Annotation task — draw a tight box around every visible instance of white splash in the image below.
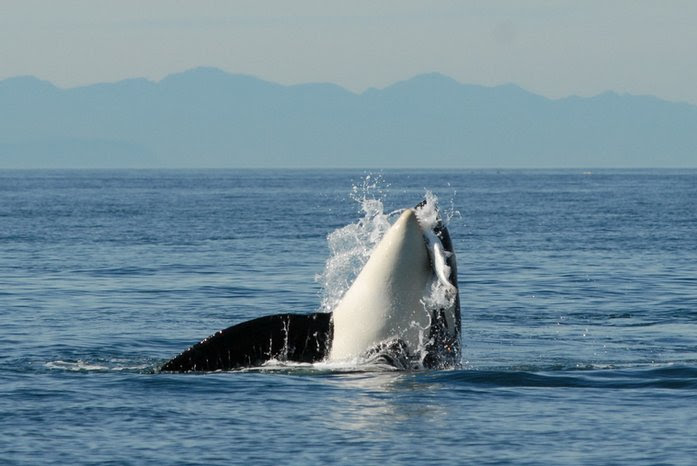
[316,175,400,313]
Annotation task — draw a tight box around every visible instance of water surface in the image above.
[1,169,696,464]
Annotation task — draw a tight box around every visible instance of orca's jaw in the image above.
[328,208,460,367]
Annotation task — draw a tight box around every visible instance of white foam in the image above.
[44,359,150,372]
[233,358,400,374]
[45,360,108,371]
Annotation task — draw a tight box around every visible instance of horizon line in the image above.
[2,167,696,172]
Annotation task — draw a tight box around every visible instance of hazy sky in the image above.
[2,1,696,104]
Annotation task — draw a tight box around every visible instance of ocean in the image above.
[1,169,696,465]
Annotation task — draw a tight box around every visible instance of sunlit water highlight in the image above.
[1,169,696,464]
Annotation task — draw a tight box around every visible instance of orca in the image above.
[160,200,460,372]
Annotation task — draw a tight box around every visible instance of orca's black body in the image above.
[160,203,460,372]
[160,312,332,372]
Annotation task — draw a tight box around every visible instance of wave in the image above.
[43,358,154,373]
[422,364,697,390]
[35,356,697,390]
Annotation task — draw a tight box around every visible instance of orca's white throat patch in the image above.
[328,208,455,363]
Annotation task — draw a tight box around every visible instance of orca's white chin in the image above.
[328,208,455,365]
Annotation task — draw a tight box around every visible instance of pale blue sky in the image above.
[2,0,696,104]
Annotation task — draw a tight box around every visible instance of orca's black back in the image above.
[161,312,332,372]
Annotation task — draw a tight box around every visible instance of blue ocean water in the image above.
[1,169,696,465]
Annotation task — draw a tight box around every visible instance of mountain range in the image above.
[1,67,696,168]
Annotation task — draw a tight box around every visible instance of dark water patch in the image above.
[425,365,697,390]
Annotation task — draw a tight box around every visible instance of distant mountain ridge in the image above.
[1,67,696,168]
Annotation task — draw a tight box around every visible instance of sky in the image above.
[1,1,697,105]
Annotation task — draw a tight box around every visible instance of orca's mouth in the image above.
[413,203,458,298]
